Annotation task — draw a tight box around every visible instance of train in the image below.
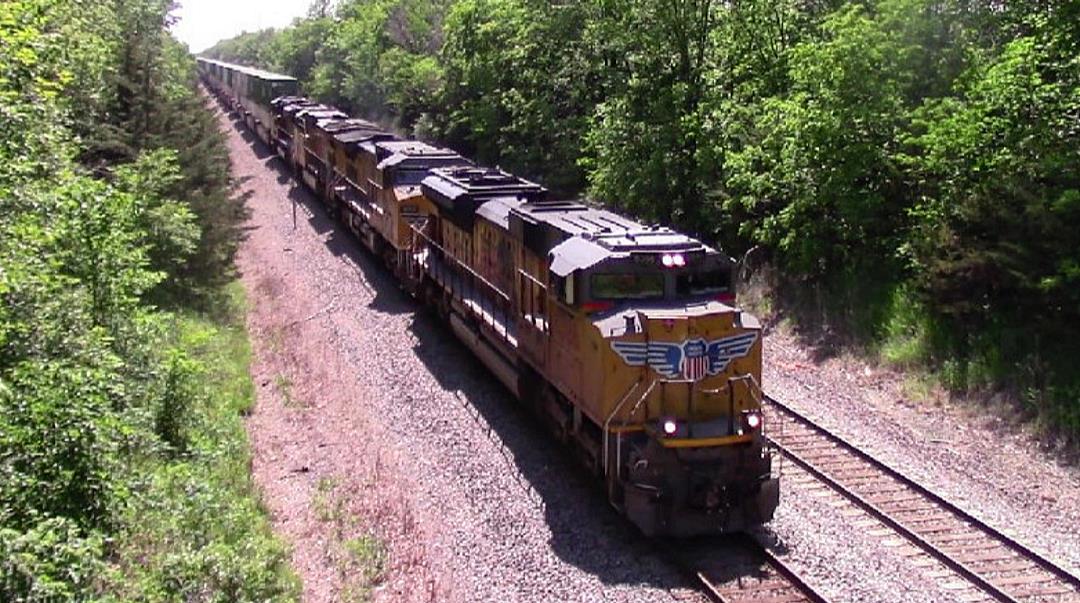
[196,57,779,537]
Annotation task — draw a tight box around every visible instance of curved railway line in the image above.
[764,395,1080,602]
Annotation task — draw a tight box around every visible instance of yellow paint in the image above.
[512,243,765,443]
[651,433,755,448]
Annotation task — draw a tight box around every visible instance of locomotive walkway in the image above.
[765,396,1080,603]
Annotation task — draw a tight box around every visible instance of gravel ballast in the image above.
[216,97,1079,603]
[763,331,1080,576]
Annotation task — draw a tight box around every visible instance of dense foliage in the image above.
[1,0,296,599]
[206,0,1080,442]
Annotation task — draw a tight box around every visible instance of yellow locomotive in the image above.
[197,58,779,537]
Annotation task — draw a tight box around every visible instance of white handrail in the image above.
[601,378,644,477]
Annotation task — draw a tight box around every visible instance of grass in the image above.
[106,281,301,601]
[341,535,386,603]
[274,373,296,407]
[266,325,286,353]
[313,476,342,523]
[311,475,385,602]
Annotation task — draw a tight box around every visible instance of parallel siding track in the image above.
[765,395,1080,602]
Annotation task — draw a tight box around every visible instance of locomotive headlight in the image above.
[743,410,762,430]
[660,253,686,268]
[661,418,678,436]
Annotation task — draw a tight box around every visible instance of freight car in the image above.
[197,58,779,537]
[198,58,299,144]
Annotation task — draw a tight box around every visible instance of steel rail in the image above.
[751,536,833,603]
[764,394,1080,602]
[664,534,832,603]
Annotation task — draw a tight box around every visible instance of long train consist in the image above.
[197,57,779,537]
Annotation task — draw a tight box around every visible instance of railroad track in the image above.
[764,395,1080,602]
[667,534,831,603]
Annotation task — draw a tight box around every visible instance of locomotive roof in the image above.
[334,129,395,146]
[197,57,297,83]
[510,201,710,275]
[274,98,319,114]
[422,166,546,205]
[316,118,379,133]
[271,95,309,107]
[512,201,702,251]
[374,140,464,170]
[423,166,545,230]
[310,118,392,147]
[476,197,526,229]
[295,107,347,121]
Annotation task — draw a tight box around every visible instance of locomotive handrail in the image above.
[698,373,763,406]
[516,269,544,291]
[516,268,548,334]
[409,223,511,304]
[602,378,644,477]
[606,375,684,480]
[408,222,517,347]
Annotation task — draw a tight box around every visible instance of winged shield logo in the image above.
[611,332,758,381]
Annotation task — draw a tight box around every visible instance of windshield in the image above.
[676,268,732,296]
[591,273,665,300]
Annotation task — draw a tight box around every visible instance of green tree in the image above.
[439,0,593,191]
[2,2,299,599]
[906,11,1080,388]
[579,0,718,230]
[722,3,917,277]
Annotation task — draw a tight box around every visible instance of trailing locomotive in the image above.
[197,57,779,537]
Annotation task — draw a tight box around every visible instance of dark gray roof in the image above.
[313,118,388,147]
[278,100,320,115]
[511,202,638,238]
[271,95,310,107]
[476,197,527,229]
[375,141,464,170]
[296,107,347,122]
[422,166,545,229]
[334,129,395,146]
[317,118,378,133]
[509,201,709,264]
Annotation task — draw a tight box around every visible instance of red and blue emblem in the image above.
[611,332,758,381]
[681,339,710,381]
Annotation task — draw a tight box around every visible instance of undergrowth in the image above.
[762,271,1080,449]
[313,476,385,603]
[1,283,300,602]
[104,282,300,601]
